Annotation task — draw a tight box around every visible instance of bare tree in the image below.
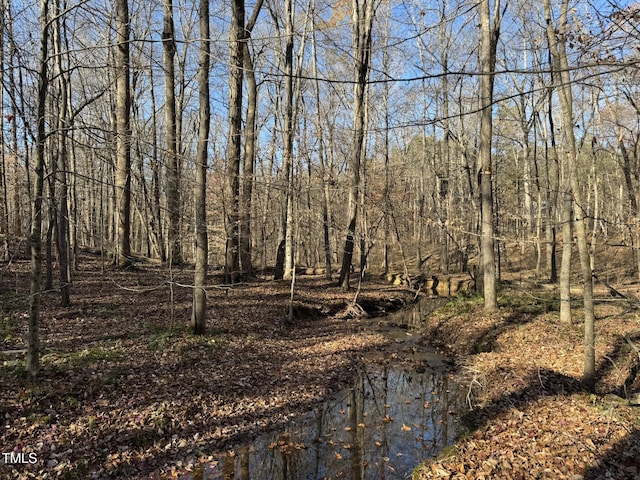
[148,42,166,262]
[273,0,310,281]
[311,2,333,280]
[278,0,295,281]
[478,0,503,312]
[192,0,210,335]
[239,0,264,278]
[114,0,132,267]
[338,0,376,290]
[225,0,244,283]
[0,0,7,261]
[26,0,51,377]
[53,0,70,306]
[163,0,182,265]
[284,0,299,281]
[544,0,596,389]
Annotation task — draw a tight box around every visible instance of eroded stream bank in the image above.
[190,297,462,480]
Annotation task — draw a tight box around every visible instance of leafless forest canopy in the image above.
[1,0,640,286]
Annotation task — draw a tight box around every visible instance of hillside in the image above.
[414,277,640,480]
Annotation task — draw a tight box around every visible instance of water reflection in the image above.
[381,296,448,330]
[366,297,452,369]
[197,366,459,480]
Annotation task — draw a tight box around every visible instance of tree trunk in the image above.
[282,0,295,281]
[478,0,502,312]
[544,94,559,283]
[53,0,70,306]
[27,0,50,377]
[7,7,25,237]
[148,48,166,262]
[163,0,181,265]
[45,165,55,291]
[545,0,596,390]
[225,0,244,283]
[239,0,263,277]
[69,114,79,271]
[559,190,573,323]
[439,30,451,274]
[618,134,639,279]
[311,15,332,280]
[338,0,375,290]
[0,1,8,260]
[192,0,210,335]
[381,31,391,277]
[532,119,543,277]
[114,0,132,267]
[239,47,256,277]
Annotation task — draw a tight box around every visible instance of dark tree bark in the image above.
[192,0,210,335]
[338,0,376,290]
[163,0,181,265]
[53,0,70,306]
[0,0,7,260]
[559,190,573,323]
[27,0,50,376]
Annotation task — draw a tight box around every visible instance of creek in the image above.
[193,297,462,480]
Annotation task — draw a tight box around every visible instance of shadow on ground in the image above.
[583,428,640,479]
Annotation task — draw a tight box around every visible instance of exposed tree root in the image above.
[345,302,368,318]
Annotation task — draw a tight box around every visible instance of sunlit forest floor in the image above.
[415,273,640,479]
[1,247,640,479]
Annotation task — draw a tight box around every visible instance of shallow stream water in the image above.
[193,297,461,480]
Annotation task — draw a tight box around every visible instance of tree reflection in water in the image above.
[199,365,460,480]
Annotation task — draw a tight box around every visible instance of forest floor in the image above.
[1,252,640,479]
[414,278,640,480]
[1,253,418,479]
